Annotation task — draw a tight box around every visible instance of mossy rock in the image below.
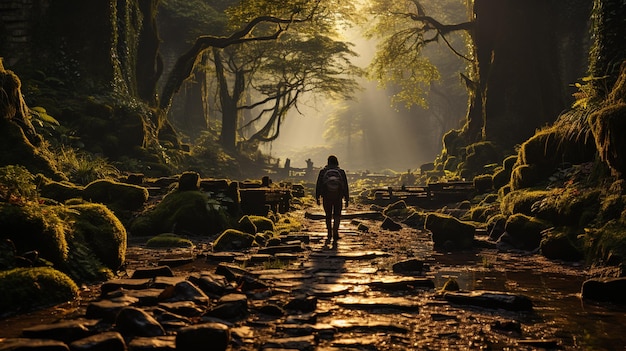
[0,203,68,265]
[442,129,465,157]
[66,203,127,270]
[425,213,475,250]
[581,220,626,266]
[0,267,79,315]
[589,103,626,177]
[383,200,415,220]
[38,177,84,202]
[146,233,194,248]
[83,179,149,212]
[473,174,493,193]
[212,229,255,252]
[500,189,551,216]
[503,155,518,170]
[510,165,542,190]
[178,171,200,191]
[502,214,551,251]
[402,211,427,229]
[130,191,230,236]
[492,167,511,189]
[540,229,583,261]
[238,215,257,234]
[460,141,502,178]
[531,188,601,228]
[467,205,498,223]
[248,215,275,233]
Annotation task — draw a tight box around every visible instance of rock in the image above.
[100,278,152,296]
[69,331,126,351]
[425,213,475,250]
[178,171,200,191]
[114,307,166,337]
[257,244,305,254]
[188,272,230,298]
[176,323,230,351]
[158,301,205,317]
[284,295,318,313]
[381,216,402,231]
[206,293,248,320]
[21,320,92,343]
[159,280,209,306]
[581,277,626,303]
[158,257,195,268]
[131,265,174,279]
[86,297,139,321]
[212,229,255,252]
[83,179,149,212]
[262,335,316,350]
[392,258,425,274]
[127,335,177,351]
[443,291,533,311]
[491,319,522,333]
[257,303,286,317]
[369,277,435,291]
[0,338,70,350]
[335,296,420,312]
[501,214,551,251]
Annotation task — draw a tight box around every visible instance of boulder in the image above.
[212,229,255,252]
[176,323,230,351]
[83,179,149,212]
[500,214,551,251]
[425,213,475,250]
[69,331,126,351]
[381,217,402,231]
[444,291,533,311]
[581,277,626,303]
[178,171,200,191]
[114,307,165,337]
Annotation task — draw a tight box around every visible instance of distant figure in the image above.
[315,155,349,246]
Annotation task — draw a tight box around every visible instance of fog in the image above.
[261,24,460,173]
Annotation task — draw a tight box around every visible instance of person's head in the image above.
[327,155,339,167]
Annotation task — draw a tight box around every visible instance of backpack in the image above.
[323,168,343,197]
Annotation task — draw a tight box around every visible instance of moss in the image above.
[146,233,194,248]
[532,188,601,228]
[500,189,551,216]
[492,167,511,189]
[248,215,275,233]
[130,190,230,236]
[467,204,499,223]
[425,213,475,249]
[403,211,427,229]
[581,221,626,266]
[212,229,255,252]
[238,215,257,234]
[540,228,584,261]
[503,155,518,170]
[504,214,551,251]
[38,175,84,202]
[510,164,542,190]
[473,174,493,193]
[83,179,149,212]
[383,200,416,221]
[460,141,502,178]
[274,215,302,233]
[0,203,68,265]
[588,103,626,177]
[0,267,79,315]
[65,203,127,270]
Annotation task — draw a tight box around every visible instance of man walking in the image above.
[315,155,349,246]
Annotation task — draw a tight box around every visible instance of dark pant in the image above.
[322,196,343,240]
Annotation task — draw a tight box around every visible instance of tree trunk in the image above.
[469,0,592,152]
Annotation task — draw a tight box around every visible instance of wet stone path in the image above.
[1,208,623,350]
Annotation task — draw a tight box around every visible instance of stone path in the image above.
[0,208,563,350]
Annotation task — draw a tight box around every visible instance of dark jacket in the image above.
[315,165,349,202]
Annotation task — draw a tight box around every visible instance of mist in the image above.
[261,21,463,173]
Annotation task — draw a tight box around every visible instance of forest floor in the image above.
[2,204,626,350]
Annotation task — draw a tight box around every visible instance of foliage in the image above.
[365,0,470,109]
[146,233,194,248]
[580,220,626,266]
[0,165,38,203]
[130,190,232,236]
[53,147,120,185]
[0,267,79,316]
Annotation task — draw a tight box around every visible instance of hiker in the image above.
[315,155,349,245]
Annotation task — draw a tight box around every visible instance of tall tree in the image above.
[366,0,591,152]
